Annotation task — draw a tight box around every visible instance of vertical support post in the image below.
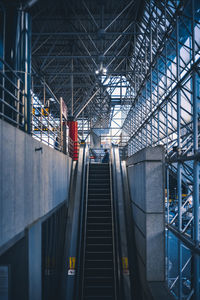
[165,1,170,225]
[82,112,84,140]
[156,6,160,144]
[22,89,25,127]
[71,58,74,116]
[40,97,42,142]
[47,100,50,146]
[21,11,31,133]
[17,78,20,128]
[178,239,182,300]
[67,118,78,160]
[120,75,122,103]
[176,13,182,300]
[63,122,67,154]
[191,0,199,245]
[193,254,200,300]
[31,92,33,135]
[28,221,42,300]
[60,97,63,152]
[43,77,46,106]
[31,76,34,134]
[176,14,182,232]
[87,117,89,143]
[149,1,153,145]
[191,0,199,298]
[0,5,5,117]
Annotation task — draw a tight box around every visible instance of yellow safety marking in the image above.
[122,257,129,274]
[69,257,76,270]
[122,257,128,270]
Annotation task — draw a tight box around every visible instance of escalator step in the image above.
[86,245,113,252]
[87,211,112,218]
[83,164,115,300]
[85,268,113,276]
[85,252,113,260]
[85,282,113,288]
[88,204,111,208]
[87,223,112,230]
[88,193,110,197]
[89,179,110,183]
[86,236,112,243]
[89,182,110,186]
[85,275,113,279]
[88,185,110,189]
[87,218,112,224]
[87,230,112,237]
[84,296,113,300]
[88,200,111,205]
[87,208,111,213]
[89,170,109,173]
[88,189,110,194]
[88,175,110,180]
[85,286,113,296]
[85,259,113,268]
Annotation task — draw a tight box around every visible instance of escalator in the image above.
[82,163,116,299]
[63,144,133,300]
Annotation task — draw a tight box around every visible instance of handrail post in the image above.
[60,97,63,152]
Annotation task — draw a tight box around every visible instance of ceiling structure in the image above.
[1,1,200,298]
[28,0,145,134]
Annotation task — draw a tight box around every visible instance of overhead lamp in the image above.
[95,67,108,75]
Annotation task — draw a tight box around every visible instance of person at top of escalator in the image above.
[102,149,109,163]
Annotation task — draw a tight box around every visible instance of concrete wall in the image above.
[0,119,72,248]
[126,146,165,288]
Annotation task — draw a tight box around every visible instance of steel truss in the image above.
[121,0,200,298]
[30,0,142,142]
[1,0,200,297]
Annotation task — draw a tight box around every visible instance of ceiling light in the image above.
[102,68,107,74]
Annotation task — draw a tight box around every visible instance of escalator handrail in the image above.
[64,143,87,300]
[109,155,119,300]
[80,151,90,300]
[72,143,88,299]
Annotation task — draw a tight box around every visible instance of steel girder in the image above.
[30,0,144,133]
[121,1,200,298]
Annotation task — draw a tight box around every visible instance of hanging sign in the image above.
[61,98,68,120]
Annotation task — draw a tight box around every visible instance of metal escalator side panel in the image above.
[121,160,143,300]
[111,145,132,300]
[60,160,77,299]
[79,160,90,300]
[109,156,118,300]
[63,144,88,300]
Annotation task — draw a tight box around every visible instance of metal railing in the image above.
[0,57,26,128]
[0,57,75,156]
[31,94,63,150]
